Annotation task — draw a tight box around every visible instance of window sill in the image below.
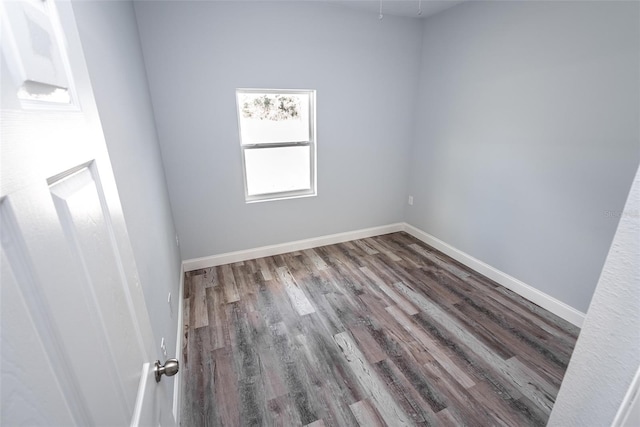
[245,191,317,204]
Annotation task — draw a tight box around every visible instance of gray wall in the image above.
[72,0,182,399]
[548,165,639,426]
[406,1,640,312]
[133,1,422,260]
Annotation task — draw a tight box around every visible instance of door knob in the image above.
[154,358,179,382]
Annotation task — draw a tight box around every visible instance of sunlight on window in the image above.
[245,146,311,196]
[238,93,310,145]
[236,89,316,202]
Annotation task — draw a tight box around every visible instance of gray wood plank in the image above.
[408,243,471,279]
[303,248,329,271]
[180,232,577,426]
[257,257,273,281]
[276,266,316,316]
[220,264,240,303]
[349,399,385,427]
[386,305,476,389]
[334,331,413,426]
[358,266,420,315]
[192,275,209,329]
[365,238,402,261]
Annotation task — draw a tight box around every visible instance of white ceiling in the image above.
[326,0,464,18]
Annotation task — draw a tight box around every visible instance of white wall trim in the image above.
[612,365,640,427]
[182,223,405,271]
[172,263,185,425]
[402,223,585,327]
[181,222,584,328]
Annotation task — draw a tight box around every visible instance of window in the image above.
[236,89,316,202]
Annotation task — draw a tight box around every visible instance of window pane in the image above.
[244,146,311,196]
[238,92,310,145]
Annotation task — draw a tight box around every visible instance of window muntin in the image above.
[236,89,316,202]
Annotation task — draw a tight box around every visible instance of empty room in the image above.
[1,0,639,426]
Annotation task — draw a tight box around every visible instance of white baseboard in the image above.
[172,263,185,425]
[402,223,585,327]
[182,223,405,272]
[181,221,584,328]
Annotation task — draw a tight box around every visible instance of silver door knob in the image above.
[154,358,179,382]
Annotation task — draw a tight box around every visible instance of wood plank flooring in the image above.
[180,232,579,426]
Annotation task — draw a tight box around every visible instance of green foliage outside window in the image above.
[242,94,301,121]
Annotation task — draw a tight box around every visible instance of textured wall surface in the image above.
[72,0,183,402]
[133,1,422,259]
[548,166,640,425]
[406,1,640,312]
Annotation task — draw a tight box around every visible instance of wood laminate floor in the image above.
[180,232,579,426]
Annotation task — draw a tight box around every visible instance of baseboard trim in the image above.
[402,223,585,327]
[172,263,185,425]
[181,221,584,327]
[182,223,405,272]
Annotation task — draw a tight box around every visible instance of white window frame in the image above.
[235,88,317,203]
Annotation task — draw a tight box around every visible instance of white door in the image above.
[0,0,176,425]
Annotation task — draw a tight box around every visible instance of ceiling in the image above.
[326,0,464,18]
